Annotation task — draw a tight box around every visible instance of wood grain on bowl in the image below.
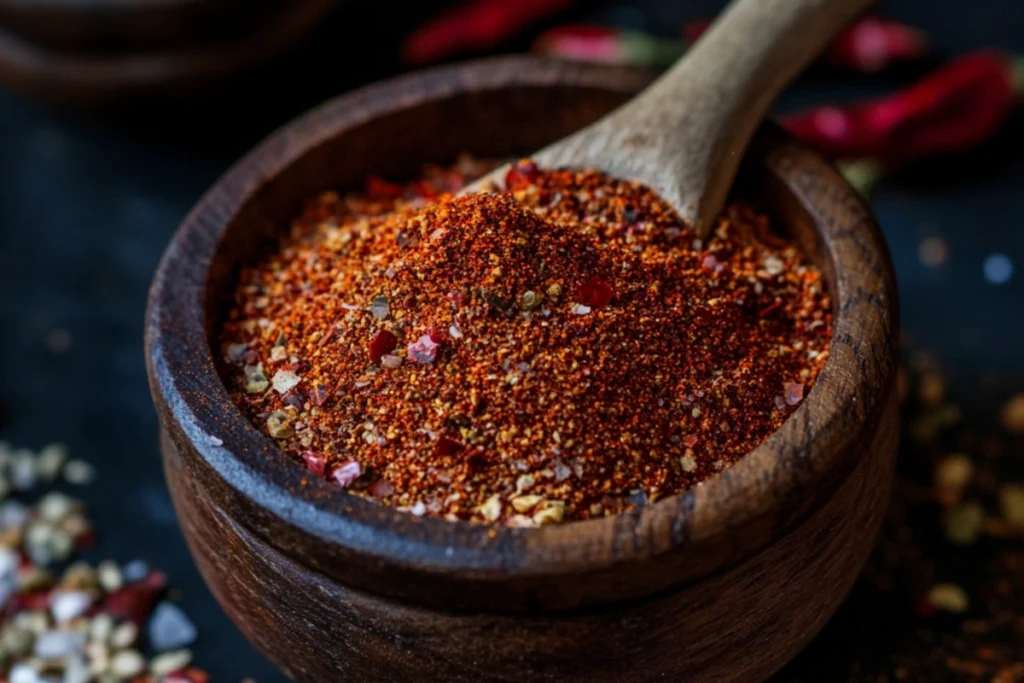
[146,57,899,682]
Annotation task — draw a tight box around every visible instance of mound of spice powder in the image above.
[219,159,833,525]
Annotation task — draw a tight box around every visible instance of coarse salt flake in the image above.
[381,354,404,368]
[148,602,198,652]
[51,591,93,622]
[784,382,805,406]
[272,369,301,394]
[763,255,785,276]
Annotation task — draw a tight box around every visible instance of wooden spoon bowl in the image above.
[146,56,899,683]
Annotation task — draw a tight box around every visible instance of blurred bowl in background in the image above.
[0,0,287,50]
[0,0,339,107]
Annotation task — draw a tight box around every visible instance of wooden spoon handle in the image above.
[650,0,877,234]
[542,0,876,237]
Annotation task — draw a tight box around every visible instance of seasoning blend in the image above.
[220,158,833,525]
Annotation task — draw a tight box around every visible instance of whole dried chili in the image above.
[402,0,575,65]
[220,160,832,525]
[782,51,1024,165]
[685,16,928,73]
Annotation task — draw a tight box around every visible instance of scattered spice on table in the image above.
[775,357,1024,682]
[0,442,212,683]
[918,235,949,268]
[1003,395,1024,434]
[220,158,833,525]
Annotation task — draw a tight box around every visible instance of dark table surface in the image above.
[1,0,1022,681]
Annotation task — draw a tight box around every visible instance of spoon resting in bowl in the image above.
[465,0,876,237]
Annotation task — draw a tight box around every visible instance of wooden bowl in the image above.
[146,56,899,682]
[0,0,337,107]
[0,0,280,51]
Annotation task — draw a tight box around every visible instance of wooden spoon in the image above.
[467,0,876,237]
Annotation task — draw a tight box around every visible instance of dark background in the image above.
[0,0,1021,681]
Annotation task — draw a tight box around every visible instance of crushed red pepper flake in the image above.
[219,158,833,525]
[368,329,398,365]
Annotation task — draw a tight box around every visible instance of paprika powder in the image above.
[219,158,832,525]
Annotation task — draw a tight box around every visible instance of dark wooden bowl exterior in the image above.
[0,0,337,107]
[0,0,290,50]
[146,57,900,682]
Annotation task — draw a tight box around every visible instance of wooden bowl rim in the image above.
[146,55,897,590]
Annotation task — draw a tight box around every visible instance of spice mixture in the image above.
[219,157,833,525]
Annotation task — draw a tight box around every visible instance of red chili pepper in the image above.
[102,570,167,624]
[825,16,929,73]
[504,159,539,191]
[412,180,439,201]
[403,0,576,65]
[435,436,463,457]
[758,300,783,318]
[684,16,928,73]
[781,51,1023,166]
[369,329,398,365]
[301,451,326,477]
[366,176,404,201]
[576,276,614,309]
[163,668,210,683]
[532,25,686,68]
[3,589,53,617]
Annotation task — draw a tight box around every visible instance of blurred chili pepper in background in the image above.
[782,51,1024,193]
[412,3,1016,199]
[686,16,928,73]
[403,0,576,65]
[534,16,928,73]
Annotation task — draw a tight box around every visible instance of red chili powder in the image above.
[219,158,832,525]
